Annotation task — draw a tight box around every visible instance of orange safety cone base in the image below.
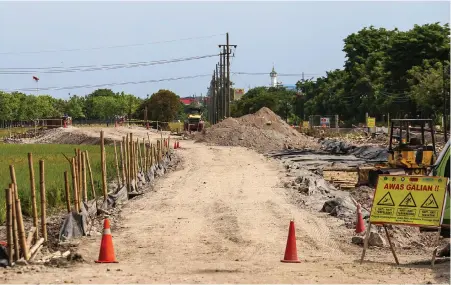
[280,259,301,263]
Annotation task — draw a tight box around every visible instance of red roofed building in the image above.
[180,97,196,105]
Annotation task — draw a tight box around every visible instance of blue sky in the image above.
[0,1,449,99]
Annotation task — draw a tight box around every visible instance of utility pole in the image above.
[218,55,223,121]
[215,64,220,124]
[221,46,226,120]
[219,33,237,119]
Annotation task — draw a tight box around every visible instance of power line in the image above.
[0,33,226,55]
[232,72,321,77]
[0,54,219,74]
[2,74,211,93]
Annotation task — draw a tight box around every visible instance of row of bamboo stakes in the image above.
[5,158,47,265]
[4,130,174,266]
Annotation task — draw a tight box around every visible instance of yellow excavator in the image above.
[367,119,438,186]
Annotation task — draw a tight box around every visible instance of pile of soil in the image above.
[195,107,319,153]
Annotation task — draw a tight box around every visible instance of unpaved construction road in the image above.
[3,141,449,283]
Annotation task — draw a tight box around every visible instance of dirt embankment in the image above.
[14,126,172,145]
[195,107,319,153]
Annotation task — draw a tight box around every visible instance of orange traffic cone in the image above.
[95,219,118,263]
[174,142,177,149]
[355,204,365,233]
[281,220,301,263]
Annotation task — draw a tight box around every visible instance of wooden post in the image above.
[5,186,13,266]
[100,130,107,200]
[150,144,154,167]
[136,138,141,172]
[71,157,80,212]
[39,160,47,242]
[77,149,82,194]
[360,222,372,264]
[114,141,121,187]
[143,138,147,173]
[85,151,96,200]
[9,166,19,261]
[125,135,130,193]
[82,152,87,203]
[14,193,30,260]
[383,225,399,265]
[129,133,134,190]
[64,171,71,213]
[120,140,126,186]
[27,153,39,241]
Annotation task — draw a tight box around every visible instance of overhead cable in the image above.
[2,74,211,93]
[0,33,226,55]
[0,54,219,74]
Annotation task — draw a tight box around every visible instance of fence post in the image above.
[335,114,339,130]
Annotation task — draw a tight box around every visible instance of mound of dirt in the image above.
[195,107,319,153]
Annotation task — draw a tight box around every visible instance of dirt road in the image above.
[3,141,448,283]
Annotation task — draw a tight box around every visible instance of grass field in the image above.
[0,144,116,223]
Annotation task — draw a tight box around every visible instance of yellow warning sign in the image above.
[367,117,376,128]
[302,121,309,129]
[369,175,449,227]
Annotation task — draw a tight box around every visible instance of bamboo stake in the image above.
[26,227,36,252]
[143,138,147,173]
[77,149,82,195]
[82,152,87,203]
[135,141,139,182]
[85,151,96,200]
[150,143,154,167]
[9,167,19,261]
[100,130,107,200]
[125,135,130,193]
[64,171,71,213]
[120,141,126,186]
[114,141,121,187]
[71,157,80,212]
[39,160,47,243]
[27,153,39,241]
[5,186,13,266]
[129,133,133,190]
[136,139,141,173]
[15,197,30,260]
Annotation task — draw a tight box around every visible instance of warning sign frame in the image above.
[361,174,449,267]
[368,175,448,227]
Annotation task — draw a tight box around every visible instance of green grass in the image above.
[0,144,117,223]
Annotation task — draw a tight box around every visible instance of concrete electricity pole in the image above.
[219,33,237,119]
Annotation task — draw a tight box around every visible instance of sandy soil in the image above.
[2,141,448,283]
[21,126,173,145]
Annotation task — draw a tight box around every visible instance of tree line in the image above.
[0,88,186,123]
[231,23,450,126]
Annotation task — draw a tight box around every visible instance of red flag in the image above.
[32,76,39,82]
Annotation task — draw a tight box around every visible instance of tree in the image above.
[66,95,85,119]
[140,89,180,122]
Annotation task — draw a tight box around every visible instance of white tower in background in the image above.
[270,64,278,87]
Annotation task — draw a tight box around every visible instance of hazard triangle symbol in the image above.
[377,192,395,206]
[421,194,439,209]
[399,193,417,207]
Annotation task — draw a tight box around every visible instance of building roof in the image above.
[180,98,195,105]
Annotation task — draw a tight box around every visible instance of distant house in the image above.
[180,98,196,105]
